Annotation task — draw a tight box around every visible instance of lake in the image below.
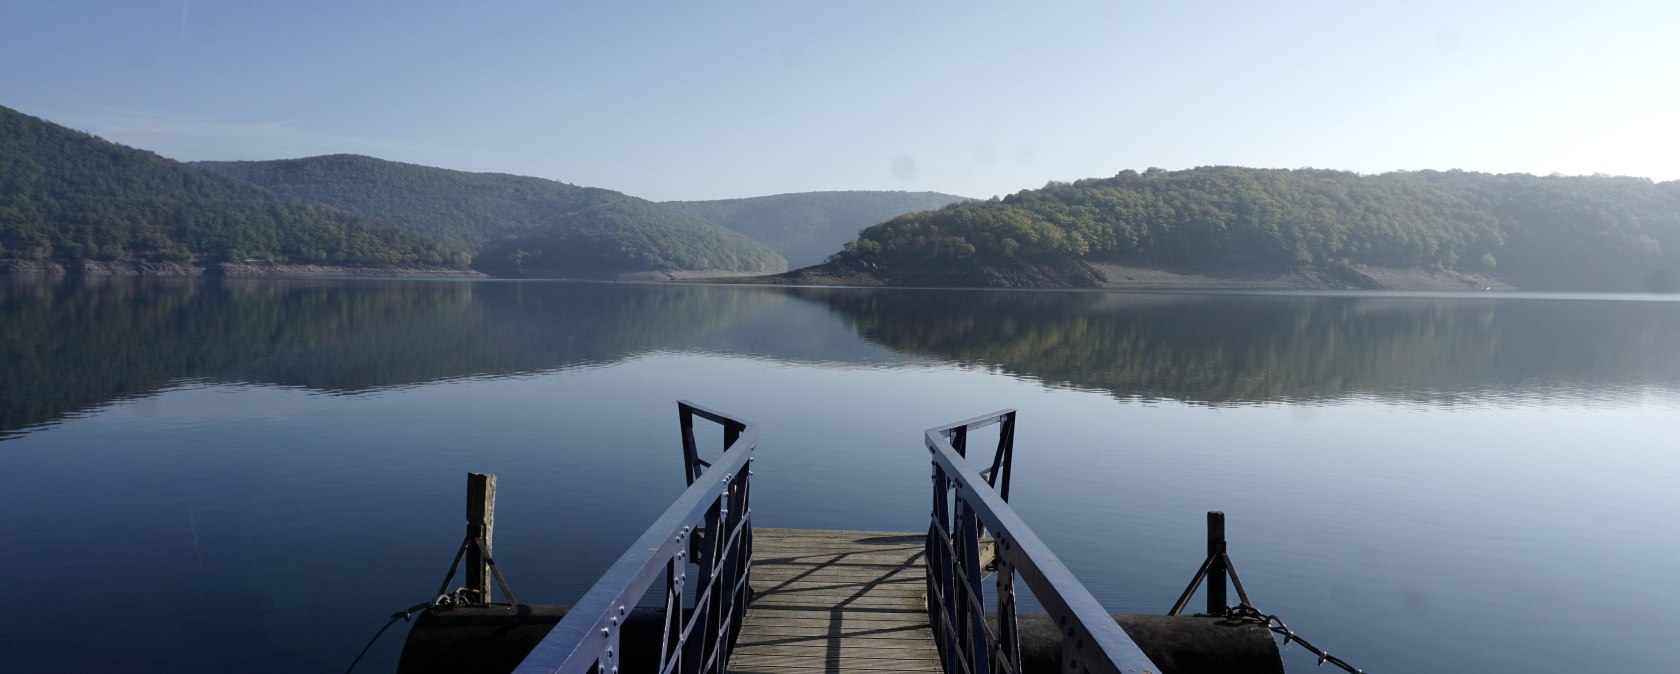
[2,277,1677,673]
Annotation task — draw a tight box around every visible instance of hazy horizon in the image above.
[3,1,1674,201]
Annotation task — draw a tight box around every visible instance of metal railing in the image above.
[925,410,1160,674]
[513,401,756,674]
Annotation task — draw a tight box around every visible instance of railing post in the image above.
[1206,511,1227,614]
[927,463,951,668]
[682,500,723,674]
[957,500,990,674]
[466,472,496,603]
[995,547,1020,674]
[993,411,1015,501]
[723,421,742,455]
[680,404,701,486]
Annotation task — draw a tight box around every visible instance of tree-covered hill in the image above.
[664,190,968,268]
[822,167,1680,291]
[197,155,787,276]
[0,105,455,266]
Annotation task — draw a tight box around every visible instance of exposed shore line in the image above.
[688,262,1517,292]
[2,258,1522,291]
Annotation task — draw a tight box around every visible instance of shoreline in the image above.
[1,259,1541,292]
[685,262,1518,292]
[1087,263,1513,292]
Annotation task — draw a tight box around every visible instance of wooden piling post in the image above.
[467,472,496,603]
[1206,511,1226,614]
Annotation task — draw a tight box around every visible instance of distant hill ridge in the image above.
[0,104,455,267]
[9,100,1677,290]
[196,154,787,276]
[665,190,969,268]
[808,166,1680,292]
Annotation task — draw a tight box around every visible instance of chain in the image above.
[1204,604,1366,674]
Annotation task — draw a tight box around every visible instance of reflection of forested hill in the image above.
[228,282,792,391]
[0,279,803,435]
[794,288,1680,404]
[11,279,1678,436]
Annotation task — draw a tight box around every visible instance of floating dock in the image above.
[730,529,941,673]
[393,402,1294,674]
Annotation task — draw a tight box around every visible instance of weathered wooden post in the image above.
[466,472,496,603]
[1206,511,1227,614]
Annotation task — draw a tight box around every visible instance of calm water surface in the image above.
[2,278,1677,673]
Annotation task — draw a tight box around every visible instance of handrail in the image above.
[924,411,1160,674]
[514,401,757,674]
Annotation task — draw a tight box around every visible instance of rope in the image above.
[342,533,521,673]
[1172,550,1368,674]
[343,602,430,674]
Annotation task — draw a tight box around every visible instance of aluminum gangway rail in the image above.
[924,410,1160,674]
[513,401,756,674]
[509,404,1163,674]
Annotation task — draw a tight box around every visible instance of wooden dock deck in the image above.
[730,528,942,673]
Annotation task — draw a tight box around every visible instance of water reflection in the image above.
[5,277,1679,437]
[790,287,1680,405]
[0,278,848,435]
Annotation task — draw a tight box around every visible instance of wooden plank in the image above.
[755,538,923,548]
[731,529,940,673]
[755,594,925,606]
[754,528,924,539]
[736,625,934,641]
[743,608,930,623]
[755,581,925,596]
[729,656,941,670]
[465,472,495,602]
[752,585,922,598]
[752,576,923,588]
[756,585,924,599]
[752,572,923,584]
[731,643,940,657]
[752,567,920,583]
[754,551,921,559]
[729,668,937,673]
[753,596,922,606]
[730,656,941,669]
[751,601,924,612]
[749,568,923,583]
[753,550,924,562]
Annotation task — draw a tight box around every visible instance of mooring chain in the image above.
[1206,604,1366,674]
[344,533,518,674]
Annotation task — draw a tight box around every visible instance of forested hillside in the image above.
[0,105,455,266]
[665,190,967,268]
[825,167,1680,291]
[198,155,787,276]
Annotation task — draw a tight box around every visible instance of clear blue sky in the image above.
[3,1,1675,201]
